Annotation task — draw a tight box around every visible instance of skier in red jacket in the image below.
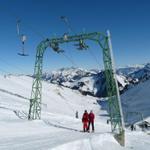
[87,110,95,132]
[82,110,89,132]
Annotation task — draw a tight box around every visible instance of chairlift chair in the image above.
[74,39,89,50]
[16,20,29,56]
[18,52,29,56]
[17,34,29,56]
[50,42,64,53]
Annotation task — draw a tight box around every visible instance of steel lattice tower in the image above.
[28,31,125,146]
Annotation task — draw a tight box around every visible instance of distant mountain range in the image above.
[41,63,150,97]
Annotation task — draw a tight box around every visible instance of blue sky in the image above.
[0,0,150,74]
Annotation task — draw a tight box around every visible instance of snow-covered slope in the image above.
[0,75,150,150]
[121,79,150,124]
[0,75,100,117]
[0,74,109,149]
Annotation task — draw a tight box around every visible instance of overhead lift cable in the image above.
[61,53,78,67]
[60,16,75,34]
[88,48,102,69]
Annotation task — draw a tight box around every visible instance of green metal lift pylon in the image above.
[28,31,125,146]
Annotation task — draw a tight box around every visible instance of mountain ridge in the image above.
[40,63,150,97]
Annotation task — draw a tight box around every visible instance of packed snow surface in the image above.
[0,75,150,150]
[122,79,150,124]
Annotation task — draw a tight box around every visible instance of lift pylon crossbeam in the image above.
[28,31,125,146]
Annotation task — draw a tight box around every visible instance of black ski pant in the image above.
[88,121,94,131]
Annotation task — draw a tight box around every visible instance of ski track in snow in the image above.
[0,117,111,150]
[0,131,92,150]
